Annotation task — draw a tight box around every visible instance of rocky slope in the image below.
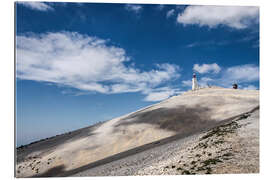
[16,87,259,177]
[73,107,259,176]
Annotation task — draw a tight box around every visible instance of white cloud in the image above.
[18,2,54,11]
[182,80,192,87]
[125,4,143,13]
[166,9,175,18]
[16,32,180,100]
[193,63,221,74]
[182,77,214,88]
[144,91,173,102]
[222,64,259,84]
[242,85,258,90]
[143,87,182,102]
[182,64,259,89]
[186,40,229,48]
[199,77,214,87]
[186,42,200,48]
[177,5,259,29]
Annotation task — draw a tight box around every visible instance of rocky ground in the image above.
[73,107,259,176]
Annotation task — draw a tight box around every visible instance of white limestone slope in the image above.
[16,87,259,177]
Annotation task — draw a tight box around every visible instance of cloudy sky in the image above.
[16,2,259,146]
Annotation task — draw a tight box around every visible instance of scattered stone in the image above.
[182,170,191,175]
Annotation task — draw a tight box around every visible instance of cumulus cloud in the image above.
[222,64,259,84]
[166,9,175,18]
[177,5,259,29]
[17,2,54,11]
[214,64,259,88]
[16,32,180,101]
[125,4,143,13]
[193,63,221,74]
[182,63,259,89]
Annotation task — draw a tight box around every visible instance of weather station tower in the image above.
[192,73,199,91]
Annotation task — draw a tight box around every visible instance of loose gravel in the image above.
[73,108,259,176]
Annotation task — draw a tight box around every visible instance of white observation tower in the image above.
[192,73,199,91]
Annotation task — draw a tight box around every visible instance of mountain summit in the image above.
[16,87,259,177]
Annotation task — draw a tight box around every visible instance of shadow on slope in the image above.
[115,105,214,133]
[31,106,259,177]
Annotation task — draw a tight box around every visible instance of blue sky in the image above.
[16,2,259,146]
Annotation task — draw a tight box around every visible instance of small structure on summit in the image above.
[192,72,199,91]
[233,83,238,89]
